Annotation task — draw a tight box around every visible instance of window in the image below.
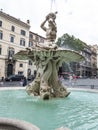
[10,35,15,43]
[28,69,31,76]
[18,71,23,75]
[20,38,25,46]
[21,30,26,36]
[0,31,3,39]
[0,45,2,55]
[29,34,33,38]
[40,38,44,43]
[11,26,15,32]
[0,21,2,27]
[29,41,33,47]
[35,36,39,41]
[19,63,23,67]
[28,60,32,65]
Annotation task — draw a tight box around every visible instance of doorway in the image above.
[7,64,13,76]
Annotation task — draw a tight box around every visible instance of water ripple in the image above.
[0,90,98,130]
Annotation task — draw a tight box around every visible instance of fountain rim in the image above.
[0,87,98,94]
[0,87,26,91]
[0,117,40,130]
[68,87,98,93]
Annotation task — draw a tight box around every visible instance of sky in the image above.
[0,0,98,45]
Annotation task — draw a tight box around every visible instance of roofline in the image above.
[30,31,46,39]
[0,11,30,29]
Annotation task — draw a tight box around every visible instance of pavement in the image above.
[62,78,98,89]
[0,81,31,87]
[0,78,98,90]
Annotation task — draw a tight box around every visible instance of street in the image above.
[0,78,98,90]
[0,80,31,87]
[62,78,98,89]
[0,81,21,87]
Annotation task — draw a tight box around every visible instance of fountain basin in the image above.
[0,88,98,130]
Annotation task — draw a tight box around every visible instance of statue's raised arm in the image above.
[40,12,57,42]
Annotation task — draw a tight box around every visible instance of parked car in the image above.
[27,75,35,81]
[63,73,70,79]
[5,75,24,81]
[61,72,72,79]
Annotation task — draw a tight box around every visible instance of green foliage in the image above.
[56,33,85,52]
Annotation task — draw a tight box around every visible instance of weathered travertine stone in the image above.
[14,12,84,100]
[40,12,57,42]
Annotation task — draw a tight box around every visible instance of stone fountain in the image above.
[14,12,84,100]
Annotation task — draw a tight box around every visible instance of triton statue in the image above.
[40,12,57,42]
[14,12,84,100]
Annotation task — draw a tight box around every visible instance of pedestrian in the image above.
[23,77,27,87]
[0,77,4,86]
[69,75,73,82]
[20,79,23,86]
[73,74,77,82]
[59,75,64,82]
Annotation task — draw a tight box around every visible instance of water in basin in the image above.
[0,89,98,130]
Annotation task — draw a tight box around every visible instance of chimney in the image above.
[1,9,3,12]
[27,20,30,24]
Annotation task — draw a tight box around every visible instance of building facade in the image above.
[27,31,46,78]
[29,31,45,47]
[0,11,30,78]
[60,41,97,78]
[79,46,92,77]
[70,44,97,78]
[90,45,97,77]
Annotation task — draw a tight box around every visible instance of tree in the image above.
[56,33,85,52]
[56,33,86,76]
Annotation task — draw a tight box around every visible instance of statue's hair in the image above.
[47,12,57,20]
